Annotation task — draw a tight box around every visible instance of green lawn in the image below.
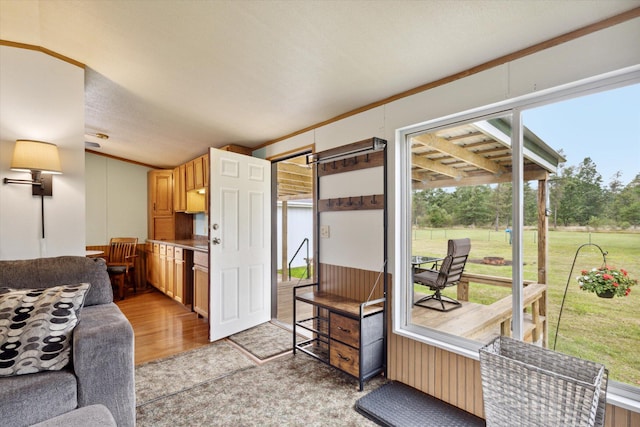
[412,227,640,387]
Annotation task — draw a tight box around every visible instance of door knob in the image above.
[212,237,221,245]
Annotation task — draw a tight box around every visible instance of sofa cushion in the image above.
[31,404,117,427]
[0,369,77,427]
[0,257,112,306]
[0,284,90,377]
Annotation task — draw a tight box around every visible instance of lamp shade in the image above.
[10,140,62,174]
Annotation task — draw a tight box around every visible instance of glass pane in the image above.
[522,83,640,388]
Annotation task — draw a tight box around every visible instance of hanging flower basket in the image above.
[578,266,636,298]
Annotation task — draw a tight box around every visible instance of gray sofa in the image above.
[0,256,135,427]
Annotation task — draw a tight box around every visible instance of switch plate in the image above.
[320,225,330,238]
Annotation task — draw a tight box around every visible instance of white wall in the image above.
[277,201,313,269]
[85,152,150,245]
[0,46,85,259]
[261,18,640,273]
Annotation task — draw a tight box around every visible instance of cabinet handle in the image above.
[337,353,351,362]
[337,326,351,334]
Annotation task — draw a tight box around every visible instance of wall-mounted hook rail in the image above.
[317,194,385,212]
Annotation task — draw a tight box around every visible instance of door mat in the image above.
[355,382,485,427]
[228,322,301,360]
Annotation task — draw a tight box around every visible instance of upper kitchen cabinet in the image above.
[174,164,187,212]
[148,169,192,240]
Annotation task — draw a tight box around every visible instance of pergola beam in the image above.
[411,154,466,179]
[413,133,506,175]
[412,165,548,189]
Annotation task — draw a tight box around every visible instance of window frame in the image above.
[393,65,640,410]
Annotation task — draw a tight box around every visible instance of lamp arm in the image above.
[553,242,607,350]
[3,177,43,186]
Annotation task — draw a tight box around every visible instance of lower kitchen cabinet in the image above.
[193,250,209,319]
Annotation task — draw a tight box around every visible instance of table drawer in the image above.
[330,340,359,378]
[330,313,359,348]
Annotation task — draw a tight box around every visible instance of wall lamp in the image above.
[3,140,62,237]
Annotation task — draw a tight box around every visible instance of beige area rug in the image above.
[135,341,255,406]
[228,321,300,360]
[137,352,387,427]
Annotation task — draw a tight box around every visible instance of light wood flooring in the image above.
[115,289,210,365]
[117,279,313,366]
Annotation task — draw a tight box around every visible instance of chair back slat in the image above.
[108,238,138,265]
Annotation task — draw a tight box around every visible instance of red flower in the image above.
[625,288,631,296]
[581,269,588,275]
[621,268,628,276]
[602,274,613,281]
[613,282,619,287]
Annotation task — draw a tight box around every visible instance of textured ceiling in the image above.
[1,1,638,168]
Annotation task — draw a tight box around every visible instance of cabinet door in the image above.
[173,165,187,212]
[158,244,167,293]
[150,243,160,288]
[194,155,205,189]
[185,160,195,191]
[165,246,175,298]
[203,153,209,187]
[151,170,173,216]
[193,263,209,318]
[174,247,185,304]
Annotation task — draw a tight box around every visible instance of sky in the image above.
[523,82,640,187]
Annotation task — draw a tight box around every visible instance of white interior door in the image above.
[208,148,271,341]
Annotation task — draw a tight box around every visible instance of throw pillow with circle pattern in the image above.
[0,283,91,377]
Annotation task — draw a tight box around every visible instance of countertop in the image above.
[146,239,208,252]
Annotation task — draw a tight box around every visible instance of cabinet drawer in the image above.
[330,313,359,348]
[159,244,166,255]
[330,340,359,378]
[166,245,174,257]
[174,247,183,260]
[193,250,208,267]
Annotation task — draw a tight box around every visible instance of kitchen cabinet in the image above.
[148,170,174,240]
[165,245,175,298]
[173,164,187,212]
[145,242,193,307]
[193,250,209,319]
[158,244,167,294]
[194,155,205,189]
[148,169,192,240]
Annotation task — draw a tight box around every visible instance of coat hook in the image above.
[360,195,364,205]
[372,194,377,204]
[332,160,336,169]
[347,197,353,206]
[365,153,370,163]
[328,198,332,207]
[337,198,342,206]
[343,158,347,167]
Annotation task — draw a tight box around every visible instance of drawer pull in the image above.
[336,326,351,334]
[337,353,351,362]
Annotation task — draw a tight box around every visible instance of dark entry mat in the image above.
[355,382,485,427]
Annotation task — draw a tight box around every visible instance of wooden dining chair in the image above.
[105,237,138,300]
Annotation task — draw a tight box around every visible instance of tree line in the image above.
[413,157,640,230]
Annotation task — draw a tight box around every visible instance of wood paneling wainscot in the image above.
[386,284,640,426]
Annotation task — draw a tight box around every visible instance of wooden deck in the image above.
[275,277,315,326]
[411,282,547,345]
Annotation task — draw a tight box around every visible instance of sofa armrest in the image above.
[73,303,135,427]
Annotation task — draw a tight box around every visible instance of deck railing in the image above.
[455,272,547,346]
